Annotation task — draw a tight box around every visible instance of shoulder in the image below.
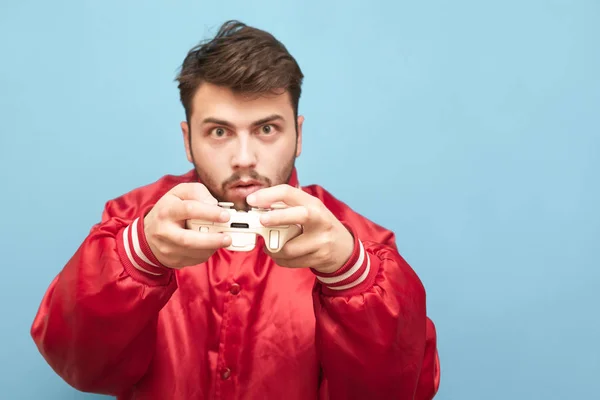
[101,169,197,221]
[302,183,397,249]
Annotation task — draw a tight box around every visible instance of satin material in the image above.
[31,169,440,399]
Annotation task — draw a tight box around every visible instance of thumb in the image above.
[170,182,218,204]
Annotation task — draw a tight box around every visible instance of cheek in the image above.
[192,144,228,178]
[259,141,296,177]
[195,141,227,163]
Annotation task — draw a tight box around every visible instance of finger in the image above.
[270,249,320,269]
[166,253,221,270]
[267,232,321,260]
[170,182,218,204]
[169,228,232,250]
[259,206,309,227]
[165,200,231,223]
[246,185,317,209]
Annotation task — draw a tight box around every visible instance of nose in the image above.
[231,135,257,170]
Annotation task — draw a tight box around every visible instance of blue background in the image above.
[1,0,598,399]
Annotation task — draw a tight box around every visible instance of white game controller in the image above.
[185,202,302,252]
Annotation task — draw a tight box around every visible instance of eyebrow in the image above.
[201,114,284,128]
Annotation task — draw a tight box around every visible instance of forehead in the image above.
[191,83,294,124]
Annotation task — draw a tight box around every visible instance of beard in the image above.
[192,155,296,211]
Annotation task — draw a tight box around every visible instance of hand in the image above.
[144,183,232,269]
[247,185,354,274]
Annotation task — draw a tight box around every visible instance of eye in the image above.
[261,124,274,134]
[210,127,227,138]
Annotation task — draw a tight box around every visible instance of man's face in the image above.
[181,82,303,211]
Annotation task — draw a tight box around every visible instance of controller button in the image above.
[200,226,209,233]
[269,230,280,249]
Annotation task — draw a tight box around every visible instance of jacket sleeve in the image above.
[30,198,178,395]
[312,219,441,400]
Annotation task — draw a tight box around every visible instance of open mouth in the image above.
[227,181,265,199]
[231,180,263,189]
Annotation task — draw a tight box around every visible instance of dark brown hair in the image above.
[176,20,304,124]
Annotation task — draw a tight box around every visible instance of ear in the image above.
[181,121,193,163]
[295,115,304,158]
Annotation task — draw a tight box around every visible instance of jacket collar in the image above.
[288,167,300,188]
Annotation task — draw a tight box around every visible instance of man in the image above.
[31,20,440,399]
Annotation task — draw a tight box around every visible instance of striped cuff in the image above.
[116,213,172,285]
[312,225,379,295]
[122,217,167,275]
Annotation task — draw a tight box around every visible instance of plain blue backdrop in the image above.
[1,0,598,399]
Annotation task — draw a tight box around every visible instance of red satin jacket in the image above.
[31,168,440,399]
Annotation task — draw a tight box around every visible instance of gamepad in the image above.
[185,202,302,252]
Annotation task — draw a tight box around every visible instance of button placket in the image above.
[215,254,253,398]
[214,279,237,397]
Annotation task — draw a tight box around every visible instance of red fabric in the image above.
[30,168,441,399]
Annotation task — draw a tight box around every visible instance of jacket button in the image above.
[229,283,241,295]
[221,367,231,380]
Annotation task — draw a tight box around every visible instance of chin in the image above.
[233,200,251,211]
[214,196,251,211]
[222,185,266,211]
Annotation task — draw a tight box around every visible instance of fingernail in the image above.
[223,235,231,245]
[247,194,256,204]
[220,211,230,221]
[261,214,270,224]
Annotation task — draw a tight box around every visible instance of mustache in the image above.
[222,170,272,189]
